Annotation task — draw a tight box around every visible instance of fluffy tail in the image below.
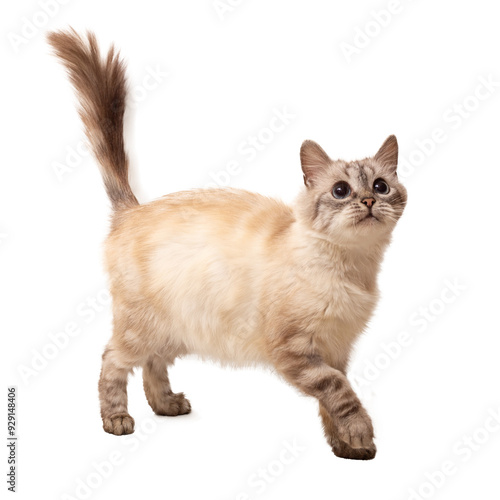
[47,29,138,211]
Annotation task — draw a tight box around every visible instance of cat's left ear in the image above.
[374,135,398,173]
[300,140,332,188]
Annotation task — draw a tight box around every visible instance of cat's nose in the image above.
[361,197,376,208]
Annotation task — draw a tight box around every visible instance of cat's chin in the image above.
[337,216,393,247]
[353,214,387,233]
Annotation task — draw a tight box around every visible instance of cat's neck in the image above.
[288,220,390,290]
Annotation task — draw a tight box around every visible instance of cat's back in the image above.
[111,187,293,242]
[105,188,295,291]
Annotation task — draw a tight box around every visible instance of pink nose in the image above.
[361,197,375,208]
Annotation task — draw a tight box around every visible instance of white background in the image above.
[2,1,500,499]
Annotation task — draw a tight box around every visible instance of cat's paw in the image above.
[153,392,191,416]
[335,411,374,450]
[331,438,376,460]
[102,413,135,435]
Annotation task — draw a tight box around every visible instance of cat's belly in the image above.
[175,281,377,368]
[133,246,270,365]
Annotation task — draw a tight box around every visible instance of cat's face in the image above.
[299,136,407,245]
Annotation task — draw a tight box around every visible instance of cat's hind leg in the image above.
[142,356,191,416]
[98,345,136,436]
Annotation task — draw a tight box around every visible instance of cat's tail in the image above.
[47,29,138,211]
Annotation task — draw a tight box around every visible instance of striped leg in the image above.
[142,356,191,416]
[270,341,375,455]
[98,345,135,436]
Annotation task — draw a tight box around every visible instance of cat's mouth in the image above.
[358,213,379,224]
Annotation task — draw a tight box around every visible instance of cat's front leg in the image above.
[269,340,375,457]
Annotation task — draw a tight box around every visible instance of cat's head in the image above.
[297,135,407,245]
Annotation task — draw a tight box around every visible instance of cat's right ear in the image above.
[300,140,331,188]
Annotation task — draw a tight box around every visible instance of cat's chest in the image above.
[323,278,377,320]
[300,263,379,331]
[311,276,379,359]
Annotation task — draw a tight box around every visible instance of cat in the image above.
[48,29,407,460]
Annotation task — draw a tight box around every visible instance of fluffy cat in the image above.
[48,29,407,460]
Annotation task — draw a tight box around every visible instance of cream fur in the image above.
[105,188,383,368]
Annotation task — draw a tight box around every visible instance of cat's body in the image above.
[48,29,407,460]
[107,188,378,368]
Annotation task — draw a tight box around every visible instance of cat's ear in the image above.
[300,140,332,188]
[374,135,398,173]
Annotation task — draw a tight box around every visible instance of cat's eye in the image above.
[373,178,390,195]
[332,181,351,199]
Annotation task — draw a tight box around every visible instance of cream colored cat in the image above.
[48,29,407,460]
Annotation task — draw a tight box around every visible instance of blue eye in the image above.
[332,181,351,199]
[373,178,390,194]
